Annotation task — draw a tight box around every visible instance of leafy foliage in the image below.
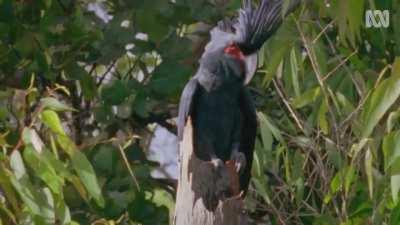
[248,0,400,224]
[0,0,399,224]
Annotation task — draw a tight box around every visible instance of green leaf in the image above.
[136,9,170,42]
[37,187,56,224]
[80,73,97,100]
[350,138,369,159]
[10,150,27,180]
[54,197,71,225]
[382,132,400,173]
[23,146,64,194]
[383,131,400,203]
[9,175,42,216]
[9,151,41,215]
[69,175,88,202]
[259,114,273,151]
[318,99,329,134]
[151,188,175,211]
[42,0,52,8]
[390,202,400,225]
[360,57,400,138]
[0,106,8,121]
[345,166,356,195]
[292,87,320,108]
[387,110,400,133]
[290,48,300,97]
[10,152,56,222]
[149,61,192,96]
[313,38,328,75]
[336,92,355,116]
[42,149,72,179]
[40,97,76,112]
[257,112,284,144]
[252,179,271,204]
[56,135,76,156]
[252,144,262,177]
[71,151,104,207]
[0,165,19,212]
[282,0,292,15]
[323,192,333,204]
[22,128,44,153]
[93,145,118,175]
[365,147,374,198]
[329,166,356,197]
[334,0,364,47]
[262,20,297,84]
[330,168,343,195]
[0,202,17,224]
[101,80,130,105]
[392,175,400,204]
[40,110,66,135]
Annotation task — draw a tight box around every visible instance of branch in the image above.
[174,118,249,225]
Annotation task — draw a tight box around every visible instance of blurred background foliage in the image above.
[0,0,399,224]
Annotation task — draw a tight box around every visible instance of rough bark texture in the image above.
[174,118,249,225]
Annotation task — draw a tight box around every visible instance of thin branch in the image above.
[97,60,116,86]
[125,55,143,79]
[272,78,306,133]
[322,50,358,82]
[312,20,335,44]
[339,91,371,129]
[315,21,363,98]
[118,144,141,191]
[295,18,340,144]
[56,0,68,12]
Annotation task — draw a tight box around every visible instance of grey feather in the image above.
[177,77,199,141]
[235,0,300,54]
[203,0,301,57]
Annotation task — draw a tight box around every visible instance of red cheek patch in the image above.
[224,44,246,72]
[224,44,245,61]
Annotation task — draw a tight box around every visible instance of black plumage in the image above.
[177,0,300,201]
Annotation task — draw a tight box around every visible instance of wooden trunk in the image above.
[174,118,249,225]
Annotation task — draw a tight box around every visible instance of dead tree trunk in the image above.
[174,118,249,225]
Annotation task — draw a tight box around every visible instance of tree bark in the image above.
[174,118,249,225]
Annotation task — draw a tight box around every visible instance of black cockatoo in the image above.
[178,0,300,201]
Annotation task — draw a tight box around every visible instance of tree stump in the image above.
[174,118,249,225]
